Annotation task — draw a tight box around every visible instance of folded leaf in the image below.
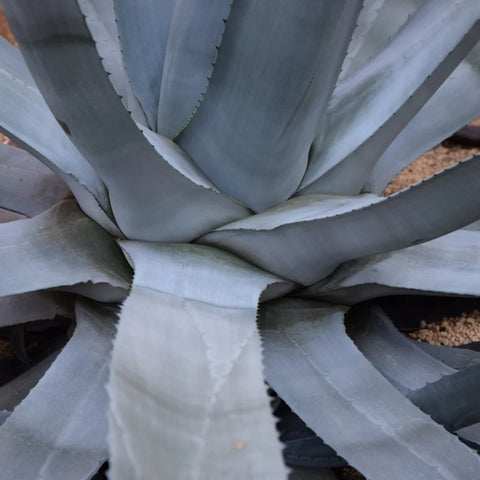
[261,299,480,480]
[109,242,291,479]
[178,0,361,210]
[0,299,117,480]
[200,156,480,284]
[0,199,131,298]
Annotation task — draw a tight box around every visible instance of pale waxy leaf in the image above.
[260,299,480,480]
[0,208,25,223]
[109,242,292,480]
[301,0,480,194]
[200,155,480,285]
[156,0,233,138]
[366,42,480,193]
[0,352,59,412]
[345,305,455,395]
[77,0,148,125]
[0,143,71,217]
[0,300,117,480]
[3,0,248,242]
[0,199,131,298]
[304,229,480,304]
[338,0,422,82]
[114,0,176,130]
[0,38,119,235]
[178,0,362,211]
[0,291,73,328]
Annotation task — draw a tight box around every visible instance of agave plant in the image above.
[1,0,480,478]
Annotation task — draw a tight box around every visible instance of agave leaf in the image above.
[200,155,480,285]
[156,0,233,138]
[304,229,480,303]
[345,305,455,394]
[0,352,58,411]
[338,0,422,82]
[0,199,131,298]
[3,0,248,242]
[408,364,480,432]
[113,0,176,130]
[0,143,71,217]
[77,0,147,125]
[178,0,362,211]
[260,299,480,480]
[109,242,291,480]
[0,38,119,234]
[367,42,480,193]
[301,0,480,194]
[0,291,73,328]
[412,341,480,370]
[0,208,25,223]
[0,299,116,480]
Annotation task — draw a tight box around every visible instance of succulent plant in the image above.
[1,0,480,479]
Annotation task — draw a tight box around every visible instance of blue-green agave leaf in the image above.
[413,341,480,370]
[156,0,233,138]
[3,0,248,242]
[0,38,118,234]
[0,143,71,217]
[0,199,131,298]
[366,42,480,193]
[113,0,176,130]
[301,0,480,195]
[178,0,362,211]
[304,229,480,303]
[345,305,455,395]
[0,208,25,222]
[77,0,148,125]
[109,242,292,480]
[260,299,480,480]
[338,0,422,82]
[408,364,480,432]
[0,352,58,412]
[0,299,117,480]
[200,155,480,285]
[0,291,73,328]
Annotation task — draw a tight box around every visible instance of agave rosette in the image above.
[1,0,480,479]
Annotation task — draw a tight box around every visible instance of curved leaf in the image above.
[3,0,248,242]
[304,229,480,303]
[366,42,480,193]
[156,0,233,138]
[0,38,119,235]
[301,0,480,194]
[113,0,176,130]
[345,305,455,394]
[77,0,147,125]
[109,242,292,479]
[0,143,71,216]
[178,0,361,211]
[260,299,480,480]
[0,200,131,298]
[0,300,117,480]
[0,291,73,328]
[200,155,480,285]
[338,0,422,82]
